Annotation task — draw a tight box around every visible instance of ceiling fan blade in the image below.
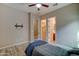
[42,4,49,7]
[29,4,36,7]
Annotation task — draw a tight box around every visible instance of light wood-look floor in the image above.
[0,43,28,56]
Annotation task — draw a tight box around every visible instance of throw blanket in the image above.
[25,40,47,56]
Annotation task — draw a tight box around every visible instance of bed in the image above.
[25,40,47,56]
[25,40,72,56]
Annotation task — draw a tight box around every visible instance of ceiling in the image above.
[2,3,71,16]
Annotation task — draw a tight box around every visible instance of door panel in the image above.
[34,19,38,40]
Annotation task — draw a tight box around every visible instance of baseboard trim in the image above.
[0,41,30,50]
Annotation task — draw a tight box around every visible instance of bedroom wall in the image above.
[0,4,29,48]
[43,4,79,48]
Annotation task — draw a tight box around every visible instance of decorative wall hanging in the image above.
[14,23,23,29]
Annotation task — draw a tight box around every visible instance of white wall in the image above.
[0,4,29,48]
[57,21,79,48]
[43,4,79,48]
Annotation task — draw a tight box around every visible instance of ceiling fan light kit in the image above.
[28,4,49,11]
[36,4,41,8]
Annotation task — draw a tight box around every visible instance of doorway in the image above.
[41,16,56,43]
[30,15,56,43]
[41,16,46,41]
[48,16,56,43]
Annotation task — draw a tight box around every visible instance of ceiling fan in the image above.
[28,4,49,11]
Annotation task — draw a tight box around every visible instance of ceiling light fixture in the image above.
[36,4,41,8]
[29,4,49,11]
